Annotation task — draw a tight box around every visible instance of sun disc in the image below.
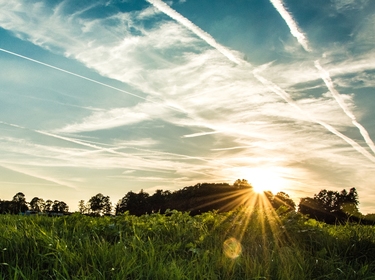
[240,168,286,195]
[253,184,267,194]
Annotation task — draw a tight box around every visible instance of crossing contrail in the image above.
[146,0,375,163]
[268,0,375,156]
[145,0,244,65]
[253,70,375,163]
[269,0,310,52]
[315,60,375,154]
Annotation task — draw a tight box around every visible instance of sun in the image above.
[253,184,270,194]
[242,168,286,195]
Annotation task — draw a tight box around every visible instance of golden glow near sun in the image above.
[252,184,269,194]
[240,168,286,194]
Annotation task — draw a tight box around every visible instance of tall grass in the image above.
[0,209,375,279]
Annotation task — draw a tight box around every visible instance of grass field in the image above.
[1,208,375,279]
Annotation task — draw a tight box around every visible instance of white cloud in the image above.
[1,0,375,211]
[332,0,369,11]
[57,104,151,133]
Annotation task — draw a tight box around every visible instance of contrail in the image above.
[211,146,253,151]
[253,70,375,163]
[269,0,310,52]
[315,60,375,154]
[148,0,375,163]
[0,162,77,189]
[145,0,244,65]
[0,120,159,165]
[268,0,375,156]
[0,48,148,100]
[182,130,222,138]
[0,121,219,167]
[0,47,184,114]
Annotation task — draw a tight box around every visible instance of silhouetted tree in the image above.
[148,189,171,213]
[78,200,89,214]
[52,200,69,213]
[233,179,252,189]
[167,182,254,215]
[116,190,151,216]
[364,213,375,222]
[338,188,360,217]
[44,200,53,212]
[12,192,28,213]
[88,193,112,215]
[29,197,45,212]
[271,192,296,212]
[298,188,361,224]
[0,200,17,214]
[148,190,171,213]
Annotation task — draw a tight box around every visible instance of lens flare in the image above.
[223,237,242,259]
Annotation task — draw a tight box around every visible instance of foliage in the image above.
[88,193,112,216]
[265,191,296,212]
[0,194,69,215]
[116,182,256,216]
[0,210,375,279]
[51,200,69,213]
[2,183,374,228]
[298,188,362,224]
[29,197,45,213]
[78,200,89,214]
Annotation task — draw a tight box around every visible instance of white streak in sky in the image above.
[182,131,222,138]
[0,121,215,167]
[0,163,77,189]
[146,0,244,65]
[268,0,375,158]
[253,70,375,163]
[315,60,375,154]
[269,0,310,52]
[0,121,157,167]
[0,48,149,101]
[0,48,185,114]
[150,0,375,164]
[211,146,253,151]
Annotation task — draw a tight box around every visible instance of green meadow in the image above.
[1,209,375,280]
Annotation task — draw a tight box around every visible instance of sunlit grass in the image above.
[0,194,375,279]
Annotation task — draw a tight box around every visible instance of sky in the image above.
[0,0,375,213]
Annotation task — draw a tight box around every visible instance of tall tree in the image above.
[52,200,69,213]
[12,192,28,213]
[78,200,89,214]
[88,193,112,215]
[44,200,53,212]
[233,179,252,189]
[339,188,360,217]
[298,188,361,223]
[29,197,45,212]
[116,190,150,216]
[148,189,171,214]
[271,192,296,212]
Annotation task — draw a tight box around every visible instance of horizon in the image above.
[1,0,375,213]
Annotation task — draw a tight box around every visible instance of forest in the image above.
[1,179,374,225]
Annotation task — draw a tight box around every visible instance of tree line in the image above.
[0,192,68,215]
[1,179,374,224]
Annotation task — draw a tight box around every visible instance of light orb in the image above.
[223,237,242,259]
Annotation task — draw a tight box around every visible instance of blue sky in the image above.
[0,0,375,213]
